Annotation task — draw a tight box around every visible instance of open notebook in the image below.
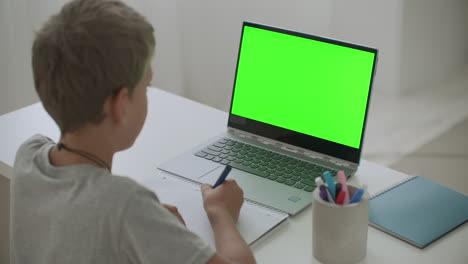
[138,170,288,248]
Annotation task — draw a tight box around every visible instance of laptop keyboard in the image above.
[194,138,338,192]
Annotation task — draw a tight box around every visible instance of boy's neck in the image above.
[50,127,116,171]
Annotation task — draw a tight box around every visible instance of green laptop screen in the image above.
[231,25,376,149]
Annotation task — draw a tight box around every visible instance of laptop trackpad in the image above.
[199,167,309,214]
[199,166,228,185]
[159,154,220,181]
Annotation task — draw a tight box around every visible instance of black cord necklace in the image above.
[57,143,111,171]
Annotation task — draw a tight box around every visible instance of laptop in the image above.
[159,21,378,215]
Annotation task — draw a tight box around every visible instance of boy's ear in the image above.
[109,87,130,124]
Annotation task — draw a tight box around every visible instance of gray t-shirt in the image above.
[11,134,215,264]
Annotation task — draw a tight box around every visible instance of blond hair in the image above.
[32,0,155,133]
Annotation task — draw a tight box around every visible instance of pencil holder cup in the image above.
[312,185,369,264]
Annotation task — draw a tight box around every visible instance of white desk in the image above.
[1,88,467,263]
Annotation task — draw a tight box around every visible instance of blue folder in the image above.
[369,176,468,248]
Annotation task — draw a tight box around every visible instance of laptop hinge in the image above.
[228,128,358,171]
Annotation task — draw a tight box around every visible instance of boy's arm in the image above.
[201,181,256,264]
[206,210,256,264]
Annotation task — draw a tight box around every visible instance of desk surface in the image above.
[1,88,467,263]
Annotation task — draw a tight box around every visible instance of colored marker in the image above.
[335,183,342,197]
[349,188,365,203]
[212,165,232,188]
[315,177,325,187]
[335,190,346,205]
[337,171,350,204]
[319,185,329,202]
[325,188,335,204]
[322,171,336,200]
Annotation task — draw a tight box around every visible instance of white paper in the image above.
[138,170,288,248]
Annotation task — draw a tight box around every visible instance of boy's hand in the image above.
[201,179,244,223]
[162,203,186,226]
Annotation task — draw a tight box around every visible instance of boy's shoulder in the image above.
[13,134,54,176]
[15,134,51,159]
[13,134,157,205]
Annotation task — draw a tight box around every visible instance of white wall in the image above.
[176,0,332,111]
[400,0,468,93]
[0,0,332,114]
[329,0,403,96]
[329,0,468,96]
[0,0,185,115]
[0,0,37,115]
[0,1,7,114]
[1,0,467,115]
[125,0,185,96]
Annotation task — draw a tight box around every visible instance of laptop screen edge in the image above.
[227,21,379,164]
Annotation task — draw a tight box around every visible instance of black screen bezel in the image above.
[228,22,378,164]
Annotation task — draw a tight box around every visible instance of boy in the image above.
[11,0,256,263]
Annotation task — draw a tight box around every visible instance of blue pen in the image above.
[322,171,336,200]
[212,165,232,188]
[349,188,365,203]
